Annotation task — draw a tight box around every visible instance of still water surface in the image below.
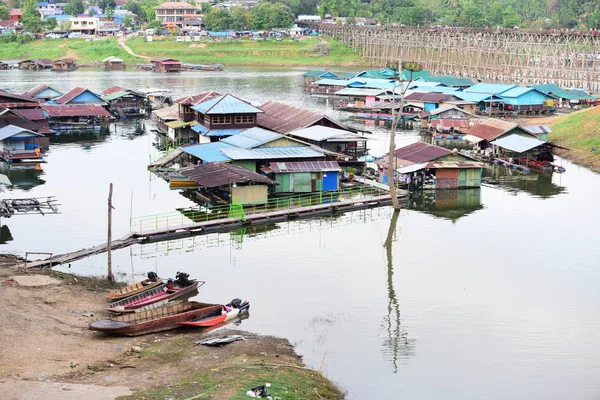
[1,68,599,399]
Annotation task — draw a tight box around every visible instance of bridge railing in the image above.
[130,185,389,235]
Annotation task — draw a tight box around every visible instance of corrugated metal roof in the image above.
[289,125,368,142]
[465,83,517,94]
[335,88,388,96]
[0,125,44,141]
[431,119,476,129]
[102,56,124,63]
[165,120,198,129]
[404,92,454,102]
[417,75,474,87]
[303,70,339,78]
[313,78,349,86]
[490,134,547,153]
[102,85,127,96]
[191,124,209,134]
[153,105,179,120]
[453,92,499,102]
[13,108,46,121]
[191,94,263,115]
[522,125,552,135]
[258,101,352,134]
[0,89,39,103]
[426,105,474,117]
[175,91,221,106]
[426,161,486,169]
[531,84,596,100]
[221,127,282,148]
[102,91,133,101]
[500,87,536,98]
[221,146,324,160]
[465,118,518,141]
[392,142,452,163]
[55,87,104,104]
[268,161,341,173]
[41,104,112,118]
[179,162,275,188]
[22,83,62,98]
[205,128,244,137]
[179,142,235,162]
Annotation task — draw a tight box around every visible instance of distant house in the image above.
[419,105,476,129]
[155,1,198,24]
[19,59,54,70]
[0,125,45,163]
[41,104,112,130]
[0,59,19,69]
[531,84,596,108]
[181,18,203,33]
[22,84,63,101]
[8,9,22,23]
[334,88,391,107]
[101,87,147,117]
[150,58,182,73]
[54,87,108,107]
[69,16,99,34]
[498,87,556,111]
[38,2,65,17]
[380,142,484,189]
[302,70,339,84]
[403,92,460,111]
[463,118,545,155]
[52,58,77,72]
[102,56,126,69]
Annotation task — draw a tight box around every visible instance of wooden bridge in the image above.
[309,24,600,92]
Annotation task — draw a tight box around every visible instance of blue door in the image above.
[322,171,338,191]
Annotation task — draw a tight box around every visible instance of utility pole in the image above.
[387,58,402,210]
[107,183,114,282]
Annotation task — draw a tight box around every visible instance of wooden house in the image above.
[178,162,277,205]
[151,58,182,73]
[103,56,126,69]
[22,84,63,101]
[0,89,40,109]
[380,142,484,189]
[531,84,596,108]
[419,105,476,129]
[403,92,460,111]
[0,125,46,163]
[19,59,53,70]
[0,107,52,135]
[262,161,342,194]
[190,94,264,143]
[303,70,339,85]
[101,86,147,117]
[52,58,77,72]
[11,108,54,135]
[41,105,112,131]
[285,125,368,162]
[498,87,556,112]
[333,88,391,107]
[54,87,108,108]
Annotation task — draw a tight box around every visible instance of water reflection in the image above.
[381,211,416,372]
[408,189,483,222]
[483,165,566,198]
[0,162,46,191]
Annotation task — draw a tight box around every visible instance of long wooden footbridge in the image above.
[308,24,600,92]
[21,185,408,269]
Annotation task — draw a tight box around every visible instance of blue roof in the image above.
[205,128,245,137]
[191,94,263,115]
[465,83,517,94]
[314,78,349,86]
[347,78,396,90]
[221,127,282,149]
[191,124,208,134]
[179,142,235,162]
[454,92,503,102]
[500,87,554,98]
[220,146,324,160]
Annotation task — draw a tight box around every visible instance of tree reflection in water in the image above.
[382,210,416,373]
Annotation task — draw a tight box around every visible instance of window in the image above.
[234,115,255,124]
[212,115,231,124]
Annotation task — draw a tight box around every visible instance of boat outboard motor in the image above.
[227,298,242,308]
[147,271,158,281]
[175,271,190,286]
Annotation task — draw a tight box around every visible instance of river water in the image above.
[1,68,599,399]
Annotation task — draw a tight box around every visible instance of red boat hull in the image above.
[107,281,200,313]
[179,313,227,327]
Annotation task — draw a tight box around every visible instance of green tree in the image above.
[64,0,85,15]
[457,0,485,27]
[123,14,133,28]
[204,8,232,31]
[21,0,43,32]
[124,0,143,19]
[200,2,211,14]
[230,6,251,30]
[502,6,520,27]
[44,16,57,30]
[0,5,9,20]
[148,19,162,31]
[106,6,114,19]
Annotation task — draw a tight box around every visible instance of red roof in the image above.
[175,91,221,105]
[179,162,276,188]
[0,89,39,104]
[102,85,127,96]
[54,87,103,104]
[391,142,451,163]
[465,118,518,141]
[258,101,351,134]
[41,105,111,118]
[0,20,13,28]
[13,108,46,121]
[9,10,22,16]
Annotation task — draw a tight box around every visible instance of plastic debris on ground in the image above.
[246,383,271,398]
[194,334,246,346]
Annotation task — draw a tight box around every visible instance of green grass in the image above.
[550,107,600,171]
[126,37,365,66]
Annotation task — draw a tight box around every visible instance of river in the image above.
[1,68,599,399]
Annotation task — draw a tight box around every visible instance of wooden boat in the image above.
[179,299,249,327]
[106,280,203,313]
[89,301,222,336]
[106,273,163,301]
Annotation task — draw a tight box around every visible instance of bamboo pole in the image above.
[387,59,401,210]
[107,183,114,282]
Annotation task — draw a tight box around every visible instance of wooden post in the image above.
[107,183,114,282]
[387,59,402,210]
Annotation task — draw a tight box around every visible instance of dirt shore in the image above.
[0,255,343,399]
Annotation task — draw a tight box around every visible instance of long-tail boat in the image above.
[89,301,222,336]
[106,272,163,301]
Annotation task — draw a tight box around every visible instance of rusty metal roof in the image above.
[267,161,341,173]
[55,87,104,104]
[41,105,112,118]
[465,118,518,141]
[102,85,127,96]
[391,142,452,163]
[175,91,221,106]
[0,89,39,103]
[179,162,276,188]
[258,101,352,134]
[13,108,46,121]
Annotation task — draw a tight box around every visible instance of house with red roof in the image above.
[54,87,108,108]
[8,9,22,23]
[155,2,198,25]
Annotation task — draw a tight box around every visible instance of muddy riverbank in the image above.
[0,256,343,400]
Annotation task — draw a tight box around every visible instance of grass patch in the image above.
[118,358,343,400]
[126,37,365,67]
[550,107,600,171]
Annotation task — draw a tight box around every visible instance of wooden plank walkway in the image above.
[22,192,407,269]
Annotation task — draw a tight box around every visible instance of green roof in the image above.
[303,70,339,78]
[419,75,474,87]
[165,120,198,129]
[531,84,596,100]
[102,91,135,101]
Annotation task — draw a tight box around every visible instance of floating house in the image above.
[54,87,108,108]
[420,105,476,129]
[150,58,182,73]
[178,162,277,205]
[285,125,368,162]
[52,58,77,72]
[464,83,517,95]
[0,60,19,69]
[498,87,556,112]
[334,88,391,107]
[0,89,40,109]
[11,108,54,135]
[21,84,63,101]
[303,70,339,85]
[464,118,531,149]
[19,59,53,70]
[531,84,596,108]
[102,56,126,69]
[403,92,461,111]
[262,161,342,194]
[101,86,147,117]
[380,142,484,189]
[41,105,112,131]
[0,125,46,163]
[190,94,264,143]
[0,107,50,134]
[453,91,506,113]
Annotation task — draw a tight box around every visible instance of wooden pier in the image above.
[21,189,408,269]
